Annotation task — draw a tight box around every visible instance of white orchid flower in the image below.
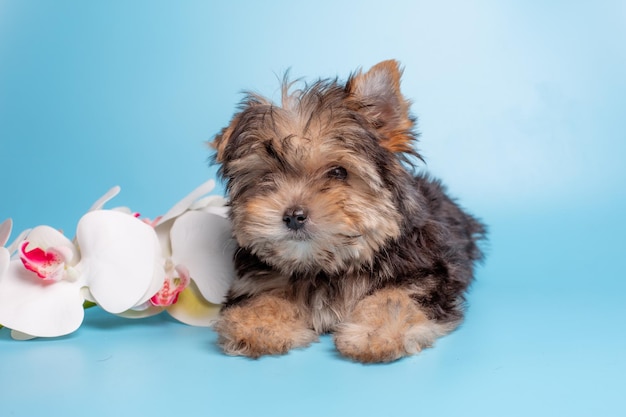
[121,179,236,327]
[0,179,235,338]
[0,191,165,338]
[0,218,12,248]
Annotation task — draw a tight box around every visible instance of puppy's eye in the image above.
[327,166,348,181]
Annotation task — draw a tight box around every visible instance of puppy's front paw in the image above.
[214,294,318,358]
[334,288,451,363]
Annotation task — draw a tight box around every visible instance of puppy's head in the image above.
[212,60,421,275]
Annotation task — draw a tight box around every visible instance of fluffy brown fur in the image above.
[211,60,486,363]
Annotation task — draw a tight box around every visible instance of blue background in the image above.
[1,1,625,416]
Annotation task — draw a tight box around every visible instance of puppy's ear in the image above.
[210,113,242,164]
[347,60,415,154]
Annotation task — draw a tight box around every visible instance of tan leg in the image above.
[334,288,454,363]
[214,293,318,358]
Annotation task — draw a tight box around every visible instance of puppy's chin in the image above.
[235,223,370,275]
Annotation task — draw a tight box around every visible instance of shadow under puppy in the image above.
[211,60,486,363]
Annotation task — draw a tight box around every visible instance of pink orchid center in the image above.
[20,241,74,282]
[150,264,190,307]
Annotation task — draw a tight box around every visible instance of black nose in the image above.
[283,207,308,231]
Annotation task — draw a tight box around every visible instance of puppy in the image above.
[211,60,486,363]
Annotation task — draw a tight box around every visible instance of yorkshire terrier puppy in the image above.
[211,60,486,363]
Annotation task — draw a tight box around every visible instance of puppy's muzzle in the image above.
[283,207,308,231]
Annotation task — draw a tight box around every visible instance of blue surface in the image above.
[1,1,625,416]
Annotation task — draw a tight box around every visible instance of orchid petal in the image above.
[166,280,222,326]
[156,179,216,226]
[88,186,121,211]
[111,206,134,215]
[0,260,85,337]
[6,228,31,257]
[189,195,227,211]
[116,304,164,319]
[0,247,9,276]
[132,264,170,310]
[202,205,230,219]
[10,330,37,340]
[75,210,165,314]
[0,219,12,247]
[128,216,179,312]
[154,218,175,258]
[170,210,236,304]
[127,223,171,310]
